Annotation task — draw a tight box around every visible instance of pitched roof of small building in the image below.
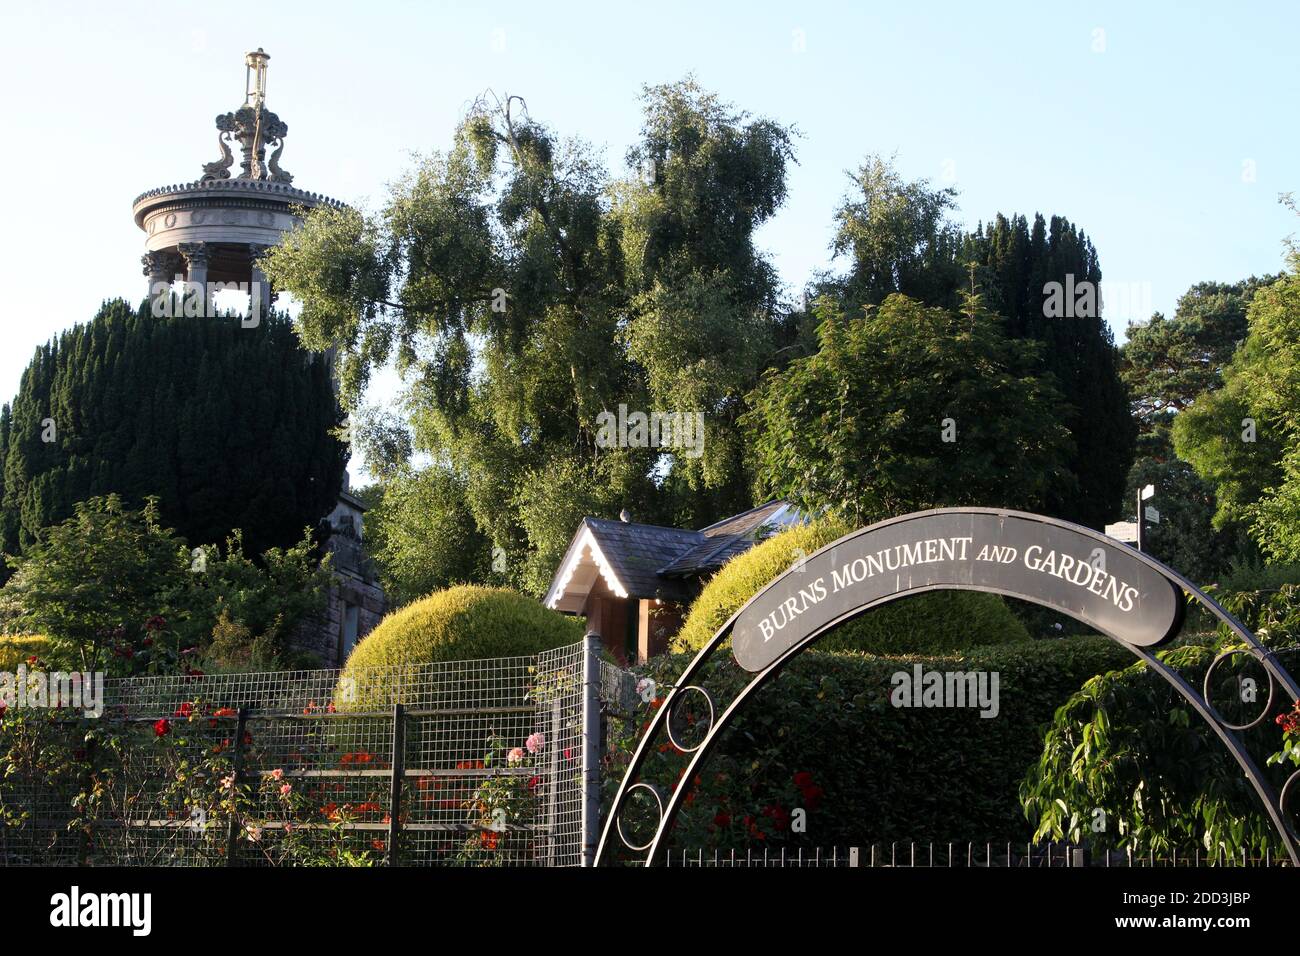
[544,501,800,613]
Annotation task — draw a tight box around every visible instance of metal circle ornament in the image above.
[615,782,665,853]
[1203,648,1274,731]
[665,685,714,753]
[1279,769,1300,842]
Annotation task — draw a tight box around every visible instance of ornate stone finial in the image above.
[201,49,293,184]
[245,48,270,107]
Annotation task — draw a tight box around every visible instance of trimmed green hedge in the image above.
[337,586,584,712]
[0,635,52,672]
[619,636,1134,846]
[672,518,1029,655]
[342,586,584,674]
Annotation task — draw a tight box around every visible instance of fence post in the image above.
[545,688,561,866]
[580,631,602,867]
[387,703,405,866]
[79,732,97,866]
[224,707,249,866]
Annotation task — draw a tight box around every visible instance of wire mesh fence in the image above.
[0,639,623,867]
[664,842,1289,868]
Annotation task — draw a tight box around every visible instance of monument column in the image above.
[178,242,211,313]
[141,250,180,301]
[249,243,273,320]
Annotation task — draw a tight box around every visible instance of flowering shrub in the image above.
[453,733,546,866]
[0,697,391,866]
[1026,585,1300,861]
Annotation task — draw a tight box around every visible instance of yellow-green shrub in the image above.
[341,585,584,675]
[0,635,53,671]
[672,518,1029,655]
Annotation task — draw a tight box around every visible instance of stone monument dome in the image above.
[132,48,346,313]
[128,47,384,667]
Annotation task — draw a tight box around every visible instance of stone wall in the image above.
[288,490,386,668]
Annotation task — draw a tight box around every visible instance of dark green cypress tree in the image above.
[966,214,1135,529]
[0,299,345,569]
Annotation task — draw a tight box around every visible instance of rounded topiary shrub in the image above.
[343,585,585,673]
[672,518,1028,656]
[337,586,585,711]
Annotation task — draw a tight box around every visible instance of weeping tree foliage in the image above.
[263,79,795,596]
[358,464,490,608]
[0,299,345,570]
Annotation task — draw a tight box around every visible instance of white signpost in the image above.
[1106,521,1139,544]
[1137,484,1157,552]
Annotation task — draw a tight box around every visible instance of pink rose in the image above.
[507,747,525,765]
[526,732,545,755]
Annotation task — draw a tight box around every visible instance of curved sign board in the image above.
[732,509,1185,672]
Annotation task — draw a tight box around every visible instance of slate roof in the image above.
[658,500,795,577]
[581,518,702,603]
[545,500,799,608]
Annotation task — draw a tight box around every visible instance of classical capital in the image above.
[141,250,181,277]
[178,242,210,266]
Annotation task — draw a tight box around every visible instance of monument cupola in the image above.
[132,48,345,313]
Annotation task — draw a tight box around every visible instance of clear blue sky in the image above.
[2,0,1297,474]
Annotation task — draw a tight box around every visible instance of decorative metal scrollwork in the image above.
[665,685,714,754]
[596,509,1300,867]
[1203,647,1276,731]
[615,782,665,852]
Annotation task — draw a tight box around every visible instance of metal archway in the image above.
[594,508,1300,866]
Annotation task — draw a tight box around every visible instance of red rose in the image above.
[763,804,790,831]
[714,811,731,828]
[174,702,193,718]
[799,785,825,811]
[153,718,170,737]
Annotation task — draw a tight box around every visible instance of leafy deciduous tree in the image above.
[745,291,1073,523]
